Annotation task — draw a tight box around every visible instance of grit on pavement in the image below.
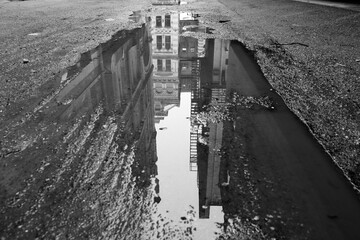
[0,0,359,239]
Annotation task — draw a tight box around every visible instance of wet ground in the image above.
[1,0,360,239]
[293,0,360,11]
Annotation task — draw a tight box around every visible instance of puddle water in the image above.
[2,2,360,240]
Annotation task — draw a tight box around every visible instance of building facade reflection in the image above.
[197,39,229,219]
[178,12,207,173]
[151,12,181,123]
[51,20,158,186]
[177,12,229,219]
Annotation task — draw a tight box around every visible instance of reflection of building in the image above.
[197,39,229,219]
[151,12,180,123]
[148,9,227,217]
[52,22,157,186]
[179,12,207,59]
[178,13,208,171]
[55,23,152,119]
[212,39,229,85]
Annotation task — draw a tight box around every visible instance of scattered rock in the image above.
[327,215,338,219]
[334,63,345,67]
[221,182,229,186]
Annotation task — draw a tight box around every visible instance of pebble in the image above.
[253,216,260,221]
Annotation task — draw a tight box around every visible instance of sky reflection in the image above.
[155,92,223,240]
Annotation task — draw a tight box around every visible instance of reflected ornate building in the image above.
[151,12,181,123]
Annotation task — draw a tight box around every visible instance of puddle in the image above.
[2,2,360,240]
